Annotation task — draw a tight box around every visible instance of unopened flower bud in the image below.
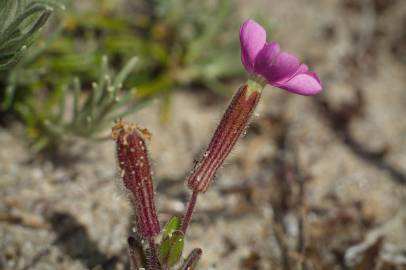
[112,120,160,237]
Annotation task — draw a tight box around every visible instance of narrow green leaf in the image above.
[158,237,172,264]
[167,231,184,267]
[158,231,184,267]
[112,56,138,89]
[1,83,16,109]
[93,55,109,105]
[72,77,81,123]
[162,216,181,240]
[0,5,46,44]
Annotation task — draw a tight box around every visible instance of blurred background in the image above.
[0,0,405,269]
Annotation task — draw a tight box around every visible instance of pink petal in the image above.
[274,72,322,96]
[308,71,321,84]
[265,52,301,83]
[253,41,280,77]
[240,20,266,73]
[295,64,309,74]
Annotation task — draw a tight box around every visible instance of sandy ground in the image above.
[1,0,406,269]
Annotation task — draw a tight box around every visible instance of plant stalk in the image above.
[148,237,159,269]
[181,191,198,234]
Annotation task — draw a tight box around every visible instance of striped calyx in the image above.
[113,119,160,237]
[187,84,262,192]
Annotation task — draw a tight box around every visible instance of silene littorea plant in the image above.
[112,19,322,270]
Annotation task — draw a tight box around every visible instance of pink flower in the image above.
[240,19,322,96]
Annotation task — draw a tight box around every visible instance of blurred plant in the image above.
[1,0,246,104]
[1,0,250,153]
[64,0,244,94]
[112,20,321,270]
[0,0,65,70]
[130,0,243,97]
[45,0,246,119]
[17,56,149,152]
[0,0,67,109]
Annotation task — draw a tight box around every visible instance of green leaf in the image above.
[158,236,172,263]
[158,231,184,267]
[161,216,181,240]
[113,56,138,89]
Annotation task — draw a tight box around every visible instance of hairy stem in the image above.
[181,191,198,234]
[147,237,159,270]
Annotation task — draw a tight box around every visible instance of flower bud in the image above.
[112,120,160,237]
[187,83,261,192]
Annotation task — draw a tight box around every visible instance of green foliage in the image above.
[15,56,149,151]
[0,0,65,70]
[23,0,243,99]
[5,0,242,105]
[133,0,243,97]
[1,0,258,153]
[0,0,67,110]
